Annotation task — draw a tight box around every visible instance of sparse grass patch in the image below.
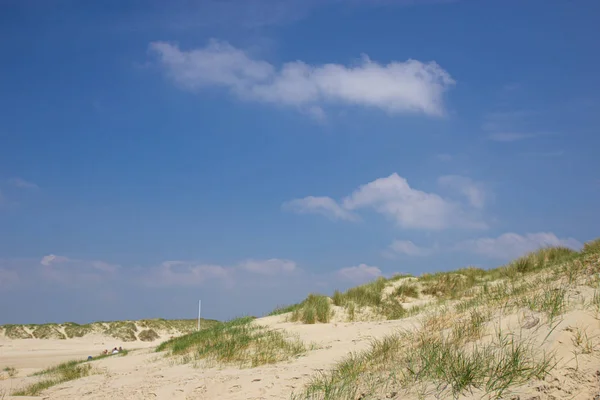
[451,308,490,344]
[2,367,17,378]
[32,350,128,378]
[14,362,93,396]
[590,288,600,318]
[523,287,567,322]
[293,325,555,400]
[157,316,306,368]
[570,327,595,355]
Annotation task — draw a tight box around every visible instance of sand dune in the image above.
[2,242,600,399]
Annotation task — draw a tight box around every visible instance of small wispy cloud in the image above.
[282,196,359,221]
[383,240,433,258]
[520,150,564,157]
[150,40,455,119]
[9,177,39,190]
[487,132,548,142]
[337,264,382,283]
[482,109,554,143]
[435,153,453,162]
[438,175,486,209]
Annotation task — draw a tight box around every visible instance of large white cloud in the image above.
[149,40,455,117]
[285,173,486,230]
[456,232,583,259]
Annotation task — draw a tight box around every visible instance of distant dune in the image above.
[0,318,221,342]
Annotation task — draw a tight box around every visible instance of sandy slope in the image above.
[0,317,419,400]
[1,307,600,400]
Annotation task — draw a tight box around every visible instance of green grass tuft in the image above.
[289,294,331,324]
[267,303,303,316]
[157,317,306,368]
[393,282,419,299]
[14,362,94,396]
[582,238,600,254]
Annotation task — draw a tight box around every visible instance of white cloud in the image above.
[150,40,455,117]
[238,259,297,275]
[337,264,382,283]
[438,175,486,209]
[39,254,120,285]
[456,232,583,260]
[282,196,358,221]
[385,240,432,257]
[40,254,70,266]
[487,132,542,142]
[286,173,486,230]
[9,178,39,190]
[343,173,486,230]
[482,110,553,142]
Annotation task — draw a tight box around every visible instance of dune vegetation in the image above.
[3,238,599,399]
[12,350,128,396]
[285,239,600,399]
[156,316,309,368]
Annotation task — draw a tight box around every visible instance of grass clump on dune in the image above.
[333,277,387,307]
[393,282,419,299]
[331,277,406,321]
[582,237,600,254]
[268,303,303,316]
[156,317,307,368]
[290,294,332,324]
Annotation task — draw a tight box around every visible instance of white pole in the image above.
[197,300,201,331]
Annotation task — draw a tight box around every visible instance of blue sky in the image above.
[1,0,599,324]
